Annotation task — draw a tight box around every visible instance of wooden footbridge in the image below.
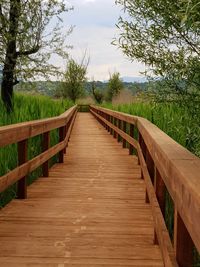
[0,105,199,267]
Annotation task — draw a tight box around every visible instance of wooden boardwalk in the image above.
[0,113,164,266]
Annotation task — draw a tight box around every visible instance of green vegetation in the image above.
[102,101,200,156]
[57,57,88,102]
[0,0,72,111]
[0,93,73,207]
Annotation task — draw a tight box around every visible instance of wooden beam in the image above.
[174,209,194,267]
[17,139,28,199]
[42,132,50,177]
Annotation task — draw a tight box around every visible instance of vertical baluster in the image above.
[42,131,50,177]
[146,148,154,183]
[113,118,117,138]
[118,119,121,142]
[155,169,166,216]
[174,210,194,267]
[122,121,127,148]
[59,126,65,163]
[129,124,134,155]
[17,139,28,199]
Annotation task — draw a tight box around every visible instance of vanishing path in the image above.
[0,113,164,266]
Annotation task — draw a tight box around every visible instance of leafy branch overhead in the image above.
[0,0,73,111]
[114,0,200,87]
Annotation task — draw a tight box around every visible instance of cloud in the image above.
[57,0,145,80]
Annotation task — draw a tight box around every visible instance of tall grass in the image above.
[0,93,73,207]
[103,102,200,156]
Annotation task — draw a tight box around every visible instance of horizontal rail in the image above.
[0,106,76,148]
[90,105,200,267]
[0,105,77,197]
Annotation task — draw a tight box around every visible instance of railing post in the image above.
[108,115,111,133]
[110,116,113,135]
[17,139,28,199]
[129,124,134,155]
[122,121,127,148]
[59,126,65,163]
[146,148,154,183]
[117,119,121,142]
[64,124,68,153]
[113,118,117,138]
[42,131,50,177]
[174,210,194,267]
[155,168,166,216]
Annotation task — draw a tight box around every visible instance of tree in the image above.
[91,81,104,104]
[114,0,200,94]
[0,0,72,112]
[61,58,88,103]
[107,72,123,101]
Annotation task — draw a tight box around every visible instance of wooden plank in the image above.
[137,143,178,267]
[91,105,200,256]
[0,113,165,266]
[0,110,76,193]
[0,106,77,147]
[90,109,138,149]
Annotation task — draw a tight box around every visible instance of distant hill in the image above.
[122,76,147,83]
[14,79,148,97]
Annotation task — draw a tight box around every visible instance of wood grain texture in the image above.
[91,105,200,255]
[0,106,77,148]
[0,113,164,267]
[0,109,77,194]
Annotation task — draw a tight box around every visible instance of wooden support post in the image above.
[155,168,166,216]
[108,115,111,133]
[110,116,113,135]
[64,124,67,153]
[139,133,146,160]
[59,126,65,163]
[122,121,127,148]
[42,131,50,177]
[17,139,28,199]
[113,118,117,138]
[129,124,134,155]
[174,209,194,267]
[146,148,154,183]
[117,119,121,142]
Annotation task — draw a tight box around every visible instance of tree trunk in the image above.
[1,0,20,113]
[1,61,16,113]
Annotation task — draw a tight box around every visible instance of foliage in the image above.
[91,81,104,104]
[0,93,73,206]
[59,57,88,102]
[102,101,200,157]
[0,0,73,110]
[114,0,200,93]
[107,72,124,101]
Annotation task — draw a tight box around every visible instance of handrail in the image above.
[0,105,78,198]
[90,105,200,267]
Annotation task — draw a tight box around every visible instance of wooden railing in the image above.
[0,105,77,199]
[90,105,200,267]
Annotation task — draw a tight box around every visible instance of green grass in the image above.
[102,102,200,156]
[102,101,200,266]
[0,93,73,207]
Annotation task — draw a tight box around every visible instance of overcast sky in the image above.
[59,0,145,81]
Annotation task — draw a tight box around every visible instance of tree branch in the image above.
[16,45,40,56]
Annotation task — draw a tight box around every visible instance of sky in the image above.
[58,0,145,81]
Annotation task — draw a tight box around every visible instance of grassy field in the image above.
[102,102,200,157]
[0,93,73,207]
[102,101,200,265]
